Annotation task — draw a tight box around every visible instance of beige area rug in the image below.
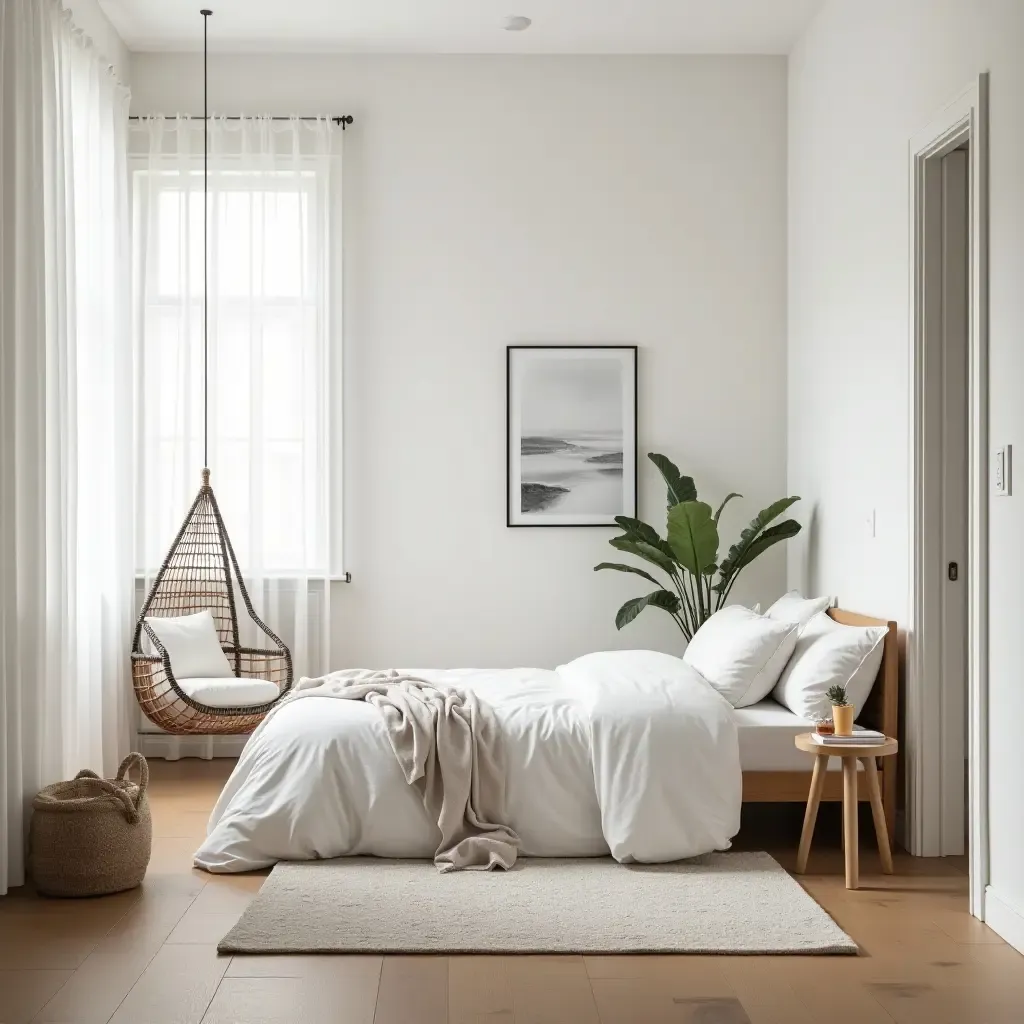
[219,853,856,955]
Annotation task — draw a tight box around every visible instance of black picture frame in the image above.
[506,345,638,528]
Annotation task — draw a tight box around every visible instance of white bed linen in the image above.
[195,652,740,873]
[560,650,741,862]
[735,698,867,771]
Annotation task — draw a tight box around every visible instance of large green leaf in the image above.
[611,516,677,562]
[730,519,802,572]
[714,496,801,594]
[666,501,719,577]
[714,492,742,524]
[594,562,662,587]
[615,590,681,630]
[609,536,678,576]
[647,453,697,508]
[613,516,663,547]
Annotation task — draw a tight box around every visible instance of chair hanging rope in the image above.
[131,9,294,735]
[202,8,209,469]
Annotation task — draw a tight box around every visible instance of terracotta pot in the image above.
[832,703,855,736]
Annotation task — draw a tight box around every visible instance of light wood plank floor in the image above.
[2,758,1020,1024]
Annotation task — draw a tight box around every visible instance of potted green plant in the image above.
[594,453,802,640]
[826,684,854,736]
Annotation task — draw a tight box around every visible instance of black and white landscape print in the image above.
[507,346,637,526]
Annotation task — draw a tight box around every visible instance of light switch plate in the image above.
[994,445,1012,496]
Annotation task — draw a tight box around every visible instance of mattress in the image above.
[735,698,857,772]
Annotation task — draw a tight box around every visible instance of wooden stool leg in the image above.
[863,755,894,874]
[797,754,827,874]
[842,757,859,889]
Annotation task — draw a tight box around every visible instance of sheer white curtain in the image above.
[131,116,341,694]
[0,0,133,894]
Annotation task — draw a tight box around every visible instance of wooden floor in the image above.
[1,759,1021,1024]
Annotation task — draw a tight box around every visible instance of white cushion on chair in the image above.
[177,676,280,709]
[145,610,234,679]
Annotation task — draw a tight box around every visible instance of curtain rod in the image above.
[128,115,353,129]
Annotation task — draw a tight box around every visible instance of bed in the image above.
[196,649,747,871]
[740,609,898,845]
[194,607,898,872]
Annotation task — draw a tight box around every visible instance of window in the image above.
[131,118,341,583]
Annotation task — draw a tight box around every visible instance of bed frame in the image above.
[741,607,899,847]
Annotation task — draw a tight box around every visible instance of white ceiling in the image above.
[99,0,823,55]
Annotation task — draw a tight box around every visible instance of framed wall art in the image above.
[507,345,637,527]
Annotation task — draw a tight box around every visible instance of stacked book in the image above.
[811,729,887,746]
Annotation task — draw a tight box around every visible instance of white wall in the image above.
[64,0,129,81]
[788,0,1024,941]
[130,54,789,669]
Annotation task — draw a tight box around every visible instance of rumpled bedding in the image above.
[194,650,741,873]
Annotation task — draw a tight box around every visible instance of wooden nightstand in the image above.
[793,732,899,890]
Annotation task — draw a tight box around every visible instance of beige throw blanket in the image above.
[291,670,520,872]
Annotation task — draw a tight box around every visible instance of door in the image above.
[939,147,969,856]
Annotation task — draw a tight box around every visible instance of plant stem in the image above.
[692,565,706,626]
[683,569,704,633]
[718,573,736,608]
[671,570,698,637]
[673,610,692,641]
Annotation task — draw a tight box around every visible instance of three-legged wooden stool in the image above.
[793,733,899,889]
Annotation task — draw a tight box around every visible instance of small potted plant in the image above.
[826,684,854,736]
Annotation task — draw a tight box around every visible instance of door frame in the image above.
[907,74,988,917]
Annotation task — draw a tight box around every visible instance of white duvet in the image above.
[195,650,741,872]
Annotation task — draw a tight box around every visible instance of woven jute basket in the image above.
[30,753,152,897]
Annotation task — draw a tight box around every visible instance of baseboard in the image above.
[984,885,1024,954]
[137,732,248,760]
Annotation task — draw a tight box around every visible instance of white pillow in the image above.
[683,606,799,708]
[145,610,234,679]
[765,590,833,627]
[771,611,887,721]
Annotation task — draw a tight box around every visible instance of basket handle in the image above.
[116,752,150,799]
[71,753,149,824]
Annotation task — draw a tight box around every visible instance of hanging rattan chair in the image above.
[132,470,294,734]
[132,13,293,735]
